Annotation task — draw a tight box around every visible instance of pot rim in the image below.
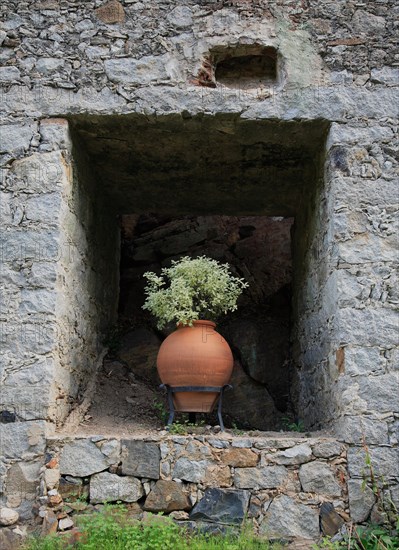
[177,320,216,329]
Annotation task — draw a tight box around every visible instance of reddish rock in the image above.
[143,480,191,513]
[95,0,125,24]
[46,457,59,469]
[204,464,232,488]
[41,510,58,535]
[48,494,63,507]
[221,448,259,467]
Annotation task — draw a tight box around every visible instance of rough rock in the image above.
[172,458,208,483]
[95,0,125,24]
[0,123,35,153]
[347,447,399,479]
[190,488,250,525]
[352,10,386,34]
[143,480,191,512]
[0,508,19,526]
[60,439,113,477]
[0,527,20,550]
[204,464,232,487]
[234,466,288,489]
[121,440,160,479]
[312,441,344,458]
[260,495,320,539]
[225,315,291,409]
[221,448,259,467]
[36,58,65,75]
[273,444,313,465]
[0,66,20,82]
[118,328,161,385]
[58,517,74,531]
[299,462,341,496]
[104,56,168,85]
[0,422,46,460]
[347,479,376,523]
[6,460,42,497]
[320,502,344,537]
[90,472,144,504]
[44,468,60,490]
[223,361,281,431]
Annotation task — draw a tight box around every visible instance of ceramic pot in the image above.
[157,320,233,412]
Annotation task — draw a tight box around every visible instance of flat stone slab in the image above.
[190,488,250,525]
[121,440,160,479]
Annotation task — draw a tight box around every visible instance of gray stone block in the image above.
[0,422,46,459]
[260,495,319,539]
[0,66,20,82]
[172,458,208,483]
[299,461,341,496]
[348,479,376,523]
[234,466,288,489]
[0,124,35,154]
[347,447,399,479]
[273,443,313,465]
[90,472,143,504]
[334,415,389,445]
[121,440,160,479]
[59,439,113,477]
[312,441,344,458]
[104,56,168,85]
[190,488,250,525]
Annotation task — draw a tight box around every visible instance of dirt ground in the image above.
[59,357,279,438]
[59,357,325,440]
[67,358,169,437]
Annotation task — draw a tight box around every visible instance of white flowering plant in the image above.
[142,256,248,329]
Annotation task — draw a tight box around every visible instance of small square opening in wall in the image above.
[212,45,278,89]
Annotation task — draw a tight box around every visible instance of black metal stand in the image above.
[160,384,232,432]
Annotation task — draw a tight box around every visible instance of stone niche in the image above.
[118,213,294,429]
[66,113,329,432]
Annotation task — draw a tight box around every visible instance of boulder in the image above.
[224,316,290,409]
[223,360,281,431]
[118,328,161,386]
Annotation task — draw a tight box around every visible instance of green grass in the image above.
[23,505,283,550]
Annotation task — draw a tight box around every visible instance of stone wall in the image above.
[0,118,119,519]
[38,433,348,544]
[0,0,398,535]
